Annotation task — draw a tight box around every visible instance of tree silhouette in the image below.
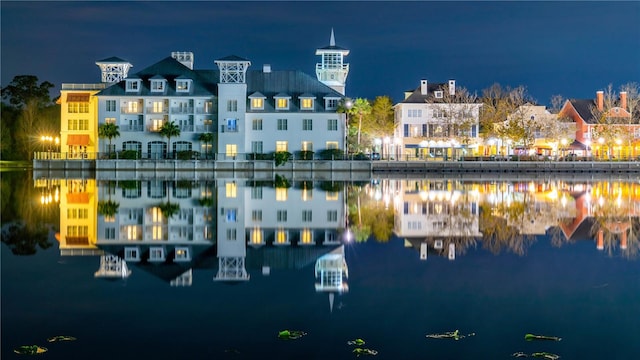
[159,121,181,159]
[98,123,120,156]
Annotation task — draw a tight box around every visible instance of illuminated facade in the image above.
[394,80,482,161]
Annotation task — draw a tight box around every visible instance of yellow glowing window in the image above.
[251,98,264,109]
[226,182,237,198]
[225,144,237,157]
[301,229,313,244]
[276,187,288,201]
[126,225,137,240]
[251,228,263,245]
[302,141,313,151]
[152,101,163,113]
[276,230,288,244]
[152,207,163,222]
[152,225,163,240]
[127,102,139,113]
[301,98,313,109]
[276,98,289,109]
[276,141,288,152]
[326,192,339,201]
[326,141,339,149]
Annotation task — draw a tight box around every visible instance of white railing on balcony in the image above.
[61,83,107,90]
[195,125,214,132]
[120,124,144,132]
[171,107,194,114]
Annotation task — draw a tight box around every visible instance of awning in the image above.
[67,93,90,102]
[66,193,90,204]
[67,134,90,146]
[568,140,589,150]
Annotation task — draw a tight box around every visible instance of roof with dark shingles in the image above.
[215,55,250,62]
[317,45,349,51]
[97,56,343,112]
[568,99,596,123]
[400,82,449,104]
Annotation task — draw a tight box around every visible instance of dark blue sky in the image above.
[2,1,639,105]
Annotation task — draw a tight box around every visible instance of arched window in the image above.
[148,141,166,159]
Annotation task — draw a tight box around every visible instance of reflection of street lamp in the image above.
[383,137,390,160]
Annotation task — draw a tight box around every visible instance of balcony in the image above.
[171,107,193,114]
[195,107,214,114]
[121,107,142,114]
[120,124,144,132]
[146,107,168,114]
[195,125,214,132]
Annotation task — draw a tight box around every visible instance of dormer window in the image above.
[175,78,192,92]
[325,97,339,110]
[150,79,166,92]
[275,94,291,110]
[299,94,316,111]
[434,91,443,99]
[126,79,141,92]
[249,92,266,110]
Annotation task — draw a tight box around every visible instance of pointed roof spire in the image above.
[330,28,335,47]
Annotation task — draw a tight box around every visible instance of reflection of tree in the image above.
[346,183,394,242]
[97,200,119,217]
[1,222,51,255]
[158,181,180,218]
[479,202,535,256]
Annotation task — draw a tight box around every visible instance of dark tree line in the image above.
[1,75,59,160]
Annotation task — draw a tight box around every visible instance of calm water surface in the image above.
[2,171,639,359]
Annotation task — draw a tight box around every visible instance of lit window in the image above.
[176,80,190,92]
[301,98,314,110]
[226,182,237,198]
[301,141,313,151]
[275,229,288,245]
[300,229,313,244]
[276,141,288,152]
[152,101,163,113]
[152,225,163,240]
[276,98,289,109]
[326,192,339,201]
[251,98,264,109]
[225,118,237,132]
[105,117,116,124]
[225,144,237,158]
[276,188,288,201]
[250,228,263,245]
[225,208,237,222]
[302,188,312,201]
[152,119,164,131]
[326,141,339,149]
[127,101,139,113]
[175,247,190,261]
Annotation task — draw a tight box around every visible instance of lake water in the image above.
[2,170,639,359]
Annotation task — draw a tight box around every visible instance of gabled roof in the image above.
[215,55,250,62]
[98,57,217,97]
[567,99,596,124]
[400,82,450,104]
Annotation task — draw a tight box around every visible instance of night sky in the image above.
[2,1,639,105]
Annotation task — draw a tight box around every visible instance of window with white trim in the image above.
[176,80,190,92]
[251,141,263,153]
[151,80,165,92]
[302,210,312,222]
[276,97,289,110]
[328,118,338,131]
[300,98,314,110]
[276,141,288,152]
[327,210,338,222]
[277,210,287,222]
[252,210,262,222]
[252,118,263,130]
[303,118,313,131]
[227,100,238,112]
[105,227,115,239]
[106,100,117,112]
[277,118,288,131]
[251,98,264,110]
[126,80,140,92]
[326,98,338,110]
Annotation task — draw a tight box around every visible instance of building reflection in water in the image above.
[54,178,349,292]
[365,179,639,260]
[51,177,638,291]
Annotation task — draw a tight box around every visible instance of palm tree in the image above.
[98,123,120,157]
[198,132,214,159]
[159,121,180,159]
[348,98,372,150]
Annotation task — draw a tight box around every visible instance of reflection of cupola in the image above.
[315,28,350,95]
[94,254,131,279]
[314,245,348,312]
[95,57,133,84]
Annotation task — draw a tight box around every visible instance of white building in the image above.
[93,48,347,160]
[394,79,482,161]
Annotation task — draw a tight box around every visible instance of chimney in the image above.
[448,80,456,96]
[263,64,271,73]
[420,80,428,95]
[596,91,604,111]
[620,91,627,110]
